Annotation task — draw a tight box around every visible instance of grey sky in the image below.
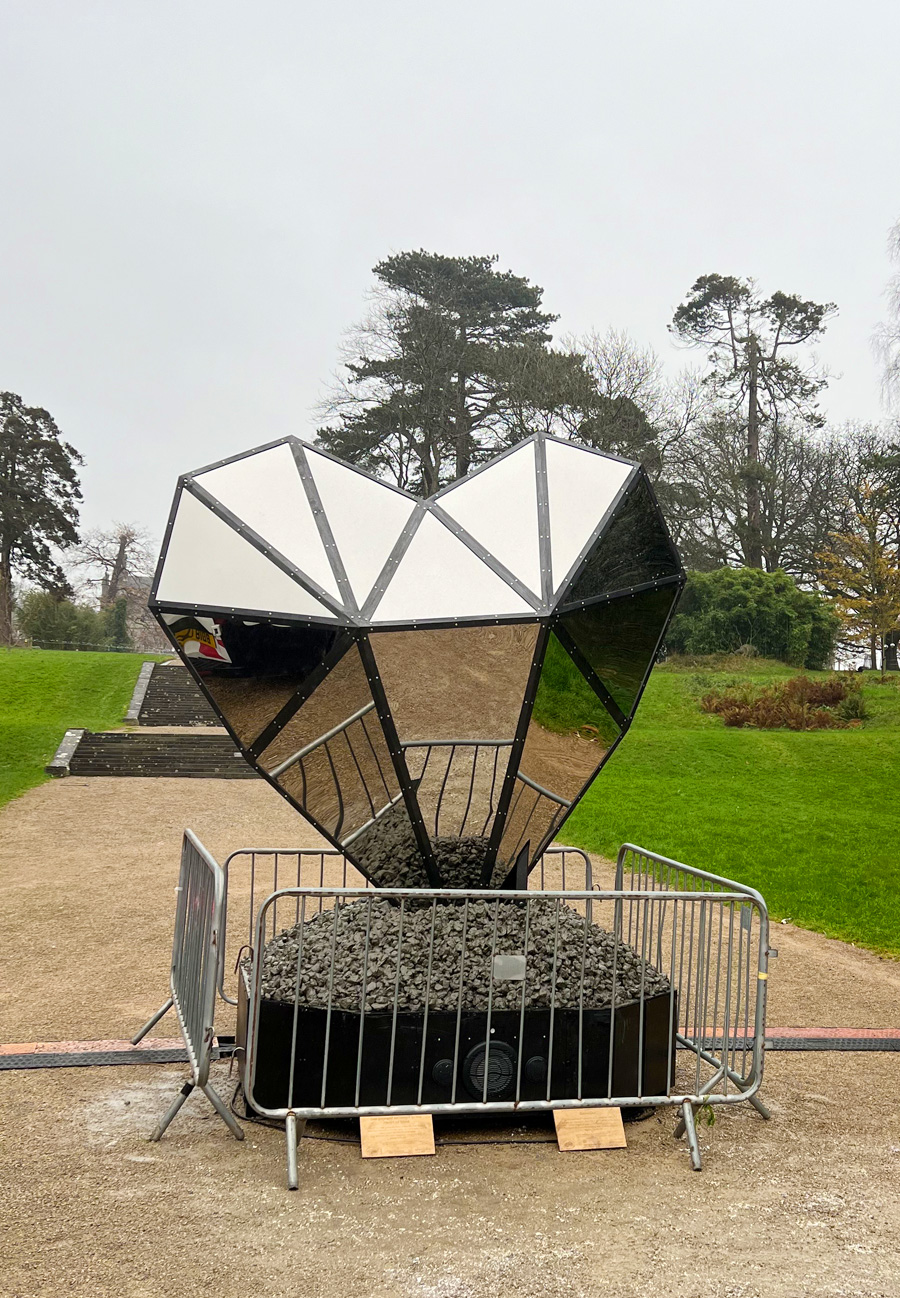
[1,1,898,542]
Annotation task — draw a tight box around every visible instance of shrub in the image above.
[700,674,860,730]
[667,568,840,670]
[837,689,868,721]
[15,591,131,651]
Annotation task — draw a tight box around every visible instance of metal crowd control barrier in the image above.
[134,830,244,1143]
[217,844,592,1006]
[136,835,769,1179]
[237,845,769,1185]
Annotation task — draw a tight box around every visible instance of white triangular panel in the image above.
[545,440,633,592]
[156,489,336,618]
[372,512,534,623]
[438,442,542,595]
[194,443,339,598]
[306,448,416,605]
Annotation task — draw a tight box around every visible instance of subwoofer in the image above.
[238,975,676,1111]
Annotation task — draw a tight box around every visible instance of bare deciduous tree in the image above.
[874,219,900,411]
[572,328,708,476]
[666,417,848,581]
[71,523,154,607]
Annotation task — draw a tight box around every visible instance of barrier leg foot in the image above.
[202,1083,245,1141]
[286,1113,303,1190]
[150,1081,193,1141]
[680,1101,702,1171]
[749,1093,771,1121]
[131,998,174,1045]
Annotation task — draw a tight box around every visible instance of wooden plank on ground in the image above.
[553,1107,627,1152]
[360,1115,435,1158]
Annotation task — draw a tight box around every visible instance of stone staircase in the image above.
[136,663,218,727]
[47,660,263,780]
[66,731,257,779]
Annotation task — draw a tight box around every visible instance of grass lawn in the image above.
[556,655,900,956]
[0,648,167,807]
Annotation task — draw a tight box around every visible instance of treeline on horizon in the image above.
[316,249,900,668]
[3,243,900,665]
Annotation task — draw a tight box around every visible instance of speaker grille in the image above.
[462,1041,517,1100]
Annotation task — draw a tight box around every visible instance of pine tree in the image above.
[671,275,836,568]
[318,251,566,492]
[0,393,82,644]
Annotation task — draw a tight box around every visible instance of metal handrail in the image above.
[269,702,376,777]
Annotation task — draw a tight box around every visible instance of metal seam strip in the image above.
[360,504,427,621]
[247,634,355,758]
[548,465,639,606]
[556,572,685,613]
[482,624,551,884]
[428,503,544,612]
[552,622,628,729]
[183,479,352,621]
[533,435,553,606]
[356,634,441,884]
[291,442,359,614]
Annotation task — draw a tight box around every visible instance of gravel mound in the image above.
[352,800,488,888]
[255,897,670,1013]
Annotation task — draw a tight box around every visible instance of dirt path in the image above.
[2,776,900,1296]
[0,777,326,1042]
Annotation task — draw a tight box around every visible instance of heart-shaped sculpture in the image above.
[151,433,684,888]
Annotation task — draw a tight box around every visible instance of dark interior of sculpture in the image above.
[151,434,685,890]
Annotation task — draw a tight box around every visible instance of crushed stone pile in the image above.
[254,897,670,1013]
[352,800,489,888]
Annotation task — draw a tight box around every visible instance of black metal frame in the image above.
[150,431,686,888]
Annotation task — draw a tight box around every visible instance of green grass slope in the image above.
[0,648,166,807]
[554,655,900,955]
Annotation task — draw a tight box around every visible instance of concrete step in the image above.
[136,664,218,727]
[62,731,258,779]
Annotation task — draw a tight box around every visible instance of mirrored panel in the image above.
[489,632,620,886]
[559,584,680,719]
[562,475,680,605]
[256,644,431,887]
[177,616,351,748]
[371,624,539,885]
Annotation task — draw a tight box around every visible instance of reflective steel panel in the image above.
[562,474,680,605]
[559,585,680,719]
[371,624,539,885]
[255,644,431,888]
[190,619,350,748]
[488,632,621,885]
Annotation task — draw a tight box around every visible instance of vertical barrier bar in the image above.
[450,899,470,1105]
[386,898,407,1106]
[481,900,501,1103]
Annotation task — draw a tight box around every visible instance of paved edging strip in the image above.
[125,660,157,723]
[1,1049,191,1070]
[45,728,85,777]
[2,1030,899,1072]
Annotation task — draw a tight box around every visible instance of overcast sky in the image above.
[1,1,898,541]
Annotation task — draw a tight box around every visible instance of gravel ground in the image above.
[257,897,670,1011]
[2,1053,900,1298]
